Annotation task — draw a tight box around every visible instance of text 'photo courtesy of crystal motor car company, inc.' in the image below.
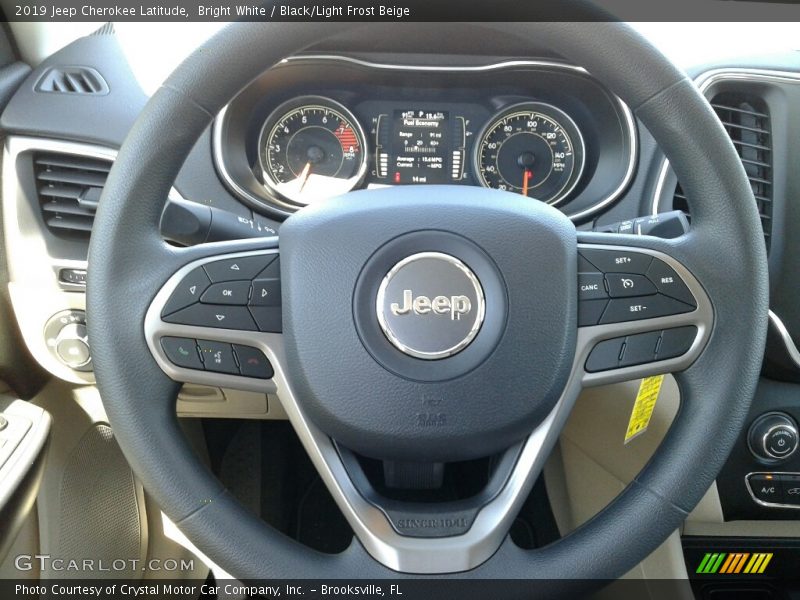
[0,2,799,600]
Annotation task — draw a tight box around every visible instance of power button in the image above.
[748,412,799,462]
[766,426,798,458]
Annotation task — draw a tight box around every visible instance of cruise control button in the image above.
[646,259,696,307]
[200,281,251,305]
[579,249,652,275]
[250,279,281,307]
[163,304,257,331]
[749,474,783,504]
[585,337,625,372]
[204,255,276,283]
[619,331,661,367]
[578,299,608,327]
[233,344,274,379]
[161,267,211,317]
[578,273,607,301]
[656,326,698,360]
[160,337,202,370]
[197,340,239,375]
[249,306,282,333]
[599,294,695,324]
[605,273,657,298]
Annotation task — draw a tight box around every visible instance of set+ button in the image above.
[577,249,698,327]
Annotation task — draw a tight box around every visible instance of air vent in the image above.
[35,152,112,238]
[35,66,109,96]
[673,91,773,251]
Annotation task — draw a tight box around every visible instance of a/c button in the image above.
[749,474,783,504]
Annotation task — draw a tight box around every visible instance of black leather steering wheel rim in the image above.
[87,21,768,586]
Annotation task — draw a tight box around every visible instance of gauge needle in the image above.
[298,162,312,192]
[522,169,532,197]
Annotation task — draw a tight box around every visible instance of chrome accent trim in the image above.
[375,252,485,360]
[651,69,800,371]
[745,471,800,510]
[470,101,587,208]
[212,56,638,222]
[578,244,713,388]
[768,310,800,370]
[746,411,798,461]
[651,68,800,216]
[256,95,369,208]
[761,422,798,460]
[145,241,711,574]
[2,136,184,385]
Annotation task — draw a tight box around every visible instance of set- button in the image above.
[577,248,697,326]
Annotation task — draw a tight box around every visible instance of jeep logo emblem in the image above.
[376,252,485,360]
[390,290,472,320]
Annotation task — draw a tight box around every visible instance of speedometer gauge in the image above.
[474,102,585,205]
[258,96,368,206]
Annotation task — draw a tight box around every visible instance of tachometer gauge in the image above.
[474,102,585,205]
[258,96,368,206]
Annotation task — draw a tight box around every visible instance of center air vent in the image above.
[35,152,112,238]
[34,66,109,96]
[673,90,773,251]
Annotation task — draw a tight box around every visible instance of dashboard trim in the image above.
[745,471,800,511]
[212,56,638,222]
[2,136,184,385]
[650,67,800,216]
[650,68,800,370]
[769,310,800,371]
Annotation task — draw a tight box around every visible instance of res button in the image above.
[646,259,697,307]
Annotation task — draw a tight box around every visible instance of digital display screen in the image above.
[390,110,450,184]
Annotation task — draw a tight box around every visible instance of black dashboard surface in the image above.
[0,28,799,393]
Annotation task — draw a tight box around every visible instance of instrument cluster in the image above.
[214,56,636,220]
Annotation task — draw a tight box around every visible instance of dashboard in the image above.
[213,57,636,220]
[1,26,800,537]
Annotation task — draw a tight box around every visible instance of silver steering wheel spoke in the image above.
[143,235,713,575]
[575,240,713,388]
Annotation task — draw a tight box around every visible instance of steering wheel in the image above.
[87,21,768,587]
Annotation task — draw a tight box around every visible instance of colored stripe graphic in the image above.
[697,552,773,574]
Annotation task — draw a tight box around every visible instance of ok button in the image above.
[200,280,251,305]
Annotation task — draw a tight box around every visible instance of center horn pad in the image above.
[280,185,577,462]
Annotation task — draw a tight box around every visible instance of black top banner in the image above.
[5,0,800,22]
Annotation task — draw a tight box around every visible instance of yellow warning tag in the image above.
[624,375,664,444]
